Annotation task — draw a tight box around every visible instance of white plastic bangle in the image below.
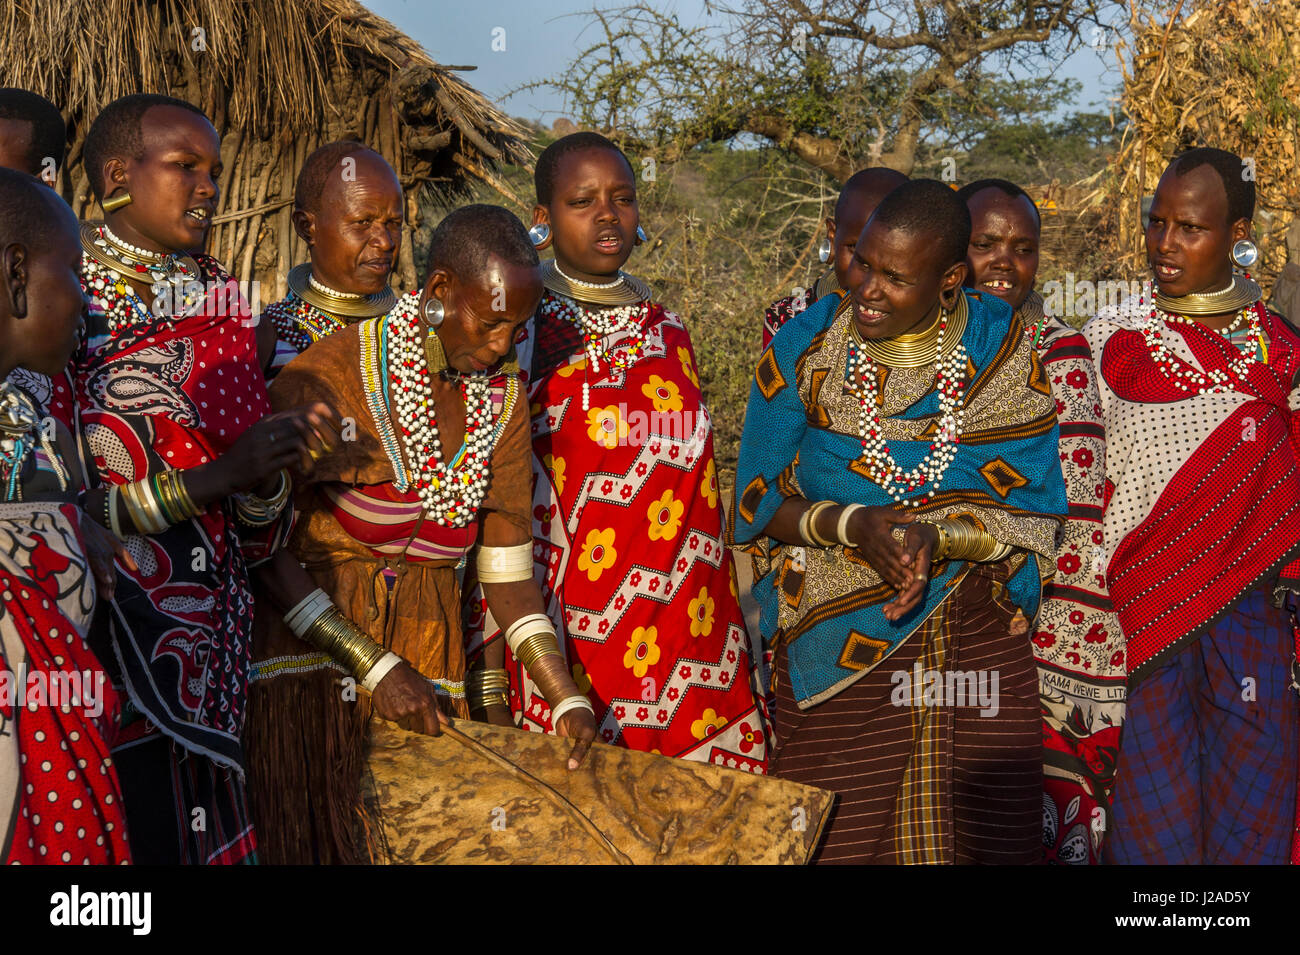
[504,612,555,655]
[476,542,534,583]
[361,651,403,693]
[550,693,594,726]
[283,588,333,637]
[836,503,864,546]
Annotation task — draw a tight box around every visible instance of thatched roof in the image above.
[0,0,531,292]
[1104,0,1300,292]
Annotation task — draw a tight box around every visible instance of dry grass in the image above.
[0,0,528,295]
[1100,0,1300,292]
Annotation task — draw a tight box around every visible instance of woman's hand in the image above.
[79,512,137,600]
[845,506,917,590]
[554,707,597,770]
[371,662,449,737]
[214,402,340,496]
[883,521,938,621]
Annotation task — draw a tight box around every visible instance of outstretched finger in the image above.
[567,733,593,770]
[421,700,444,737]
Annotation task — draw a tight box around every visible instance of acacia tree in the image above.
[550,0,1113,180]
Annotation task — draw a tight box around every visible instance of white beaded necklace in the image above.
[848,315,968,507]
[385,294,497,525]
[308,272,362,300]
[1140,298,1263,395]
[553,260,626,291]
[539,290,648,410]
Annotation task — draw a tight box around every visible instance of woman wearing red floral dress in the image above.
[465,133,768,771]
[959,179,1125,864]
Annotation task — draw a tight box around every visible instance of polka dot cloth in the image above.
[1,503,131,865]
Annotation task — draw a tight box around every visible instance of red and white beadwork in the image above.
[1140,298,1262,395]
[848,316,968,507]
[386,294,496,525]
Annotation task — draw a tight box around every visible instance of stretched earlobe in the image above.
[3,245,28,320]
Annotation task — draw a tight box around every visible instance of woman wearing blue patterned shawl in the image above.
[729,180,1068,864]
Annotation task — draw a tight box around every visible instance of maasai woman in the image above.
[464,133,768,770]
[763,168,907,350]
[730,179,1068,864]
[76,94,335,864]
[0,169,131,864]
[254,205,596,864]
[260,141,401,377]
[244,143,430,858]
[959,178,1125,865]
[1082,148,1300,864]
[0,88,82,435]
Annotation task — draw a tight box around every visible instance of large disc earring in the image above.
[423,297,445,328]
[817,237,832,264]
[635,225,648,244]
[528,223,550,248]
[102,190,133,213]
[1231,238,1259,270]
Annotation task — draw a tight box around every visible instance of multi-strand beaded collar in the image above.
[1017,290,1049,350]
[359,293,516,527]
[539,260,653,411]
[269,264,396,353]
[1141,274,1265,395]
[80,221,204,337]
[845,293,970,507]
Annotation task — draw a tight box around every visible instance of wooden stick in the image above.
[440,723,633,865]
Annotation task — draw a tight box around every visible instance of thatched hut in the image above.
[1106,0,1300,293]
[0,0,530,298]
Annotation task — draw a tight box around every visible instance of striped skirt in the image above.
[773,566,1042,864]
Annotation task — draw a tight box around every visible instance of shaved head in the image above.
[0,166,69,247]
[294,141,397,216]
[835,167,908,222]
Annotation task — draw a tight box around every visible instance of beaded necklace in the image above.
[81,223,205,337]
[0,383,66,501]
[383,294,498,526]
[269,292,350,353]
[540,290,648,410]
[847,309,968,507]
[1139,293,1264,395]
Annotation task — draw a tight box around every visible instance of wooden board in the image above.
[362,719,834,864]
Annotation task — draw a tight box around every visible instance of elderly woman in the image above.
[730,179,1067,864]
[1083,148,1300,864]
[75,93,334,864]
[259,140,401,376]
[958,178,1126,865]
[250,204,596,864]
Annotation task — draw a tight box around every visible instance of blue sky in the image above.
[367,0,1122,123]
